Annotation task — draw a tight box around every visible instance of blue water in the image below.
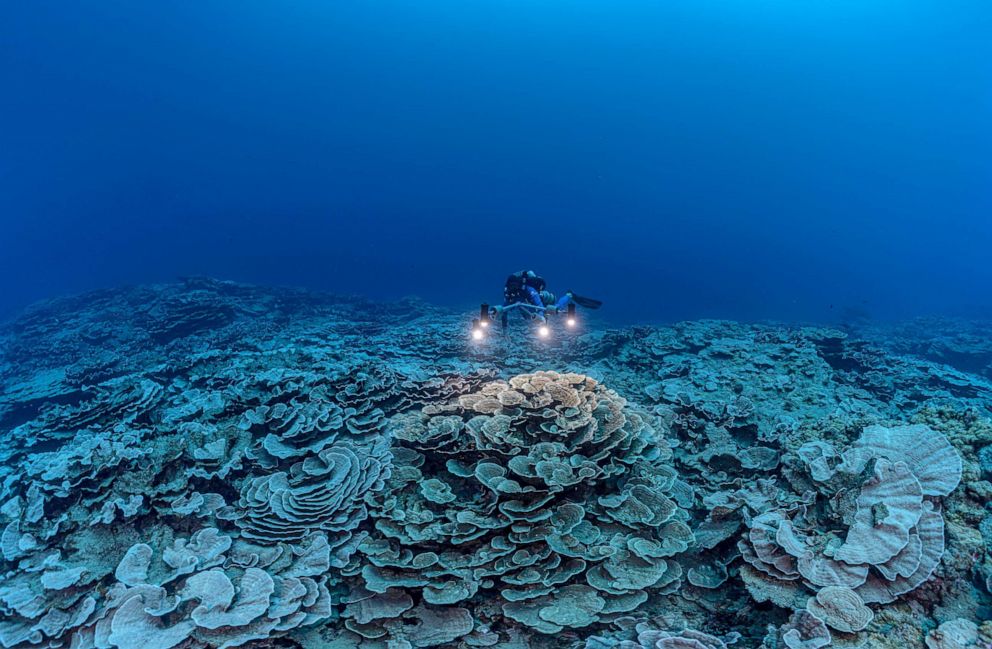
[2,1,990,325]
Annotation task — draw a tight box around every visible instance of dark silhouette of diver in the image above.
[500,270,601,326]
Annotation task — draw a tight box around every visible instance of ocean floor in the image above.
[1,278,990,649]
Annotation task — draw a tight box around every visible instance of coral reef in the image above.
[340,372,692,645]
[0,280,989,649]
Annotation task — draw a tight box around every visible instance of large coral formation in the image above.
[340,372,692,644]
[738,424,961,613]
[0,280,989,649]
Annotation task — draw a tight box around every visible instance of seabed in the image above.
[1,278,990,649]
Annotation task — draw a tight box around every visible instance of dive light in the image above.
[471,304,493,341]
[471,300,580,341]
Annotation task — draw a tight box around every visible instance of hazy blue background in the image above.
[2,1,990,324]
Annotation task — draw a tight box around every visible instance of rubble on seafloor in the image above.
[0,278,990,649]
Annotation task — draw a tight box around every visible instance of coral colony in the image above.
[0,278,990,649]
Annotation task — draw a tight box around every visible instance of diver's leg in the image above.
[524,287,547,322]
[555,292,574,311]
[525,286,543,309]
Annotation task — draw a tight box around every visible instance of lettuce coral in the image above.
[342,372,693,643]
[738,424,961,614]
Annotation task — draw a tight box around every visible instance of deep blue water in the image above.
[2,1,990,325]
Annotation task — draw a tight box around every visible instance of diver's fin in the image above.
[571,293,603,309]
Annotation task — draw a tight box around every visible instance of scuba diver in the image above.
[499,270,601,327]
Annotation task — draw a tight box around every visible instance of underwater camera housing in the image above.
[470,300,581,341]
[471,303,492,340]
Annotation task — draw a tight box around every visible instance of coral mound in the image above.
[344,372,692,644]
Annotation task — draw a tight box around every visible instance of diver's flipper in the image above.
[571,293,603,309]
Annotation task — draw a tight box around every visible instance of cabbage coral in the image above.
[343,372,694,643]
[738,424,962,615]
